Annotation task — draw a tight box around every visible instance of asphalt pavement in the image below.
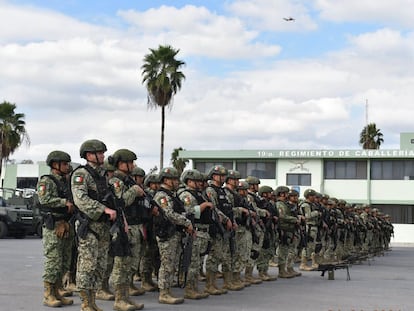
[0,237,412,311]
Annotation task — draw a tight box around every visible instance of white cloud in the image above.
[227,0,318,32]
[314,0,414,27]
[117,5,281,59]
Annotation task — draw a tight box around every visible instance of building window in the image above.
[16,177,38,189]
[324,160,367,179]
[193,161,233,174]
[371,160,414,180]
[236,161,276,179]
[286,174,311,186]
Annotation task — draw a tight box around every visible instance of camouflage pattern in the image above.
[277,199,298,268]
[108,170,144,285]
[153,187,191,290]
[205,185,231,273]
[38,172,73,284]
[71,164,111,290]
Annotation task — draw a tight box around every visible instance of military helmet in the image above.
[338,199,347,206]
[46,151,71,167]
[159,167,179,180]
[226,170,241,181]
[108,149,137,166]
[245,176,260,185]
[304,188,317,198]
[274,185,290,196]
[131,166,145,177]
[258,185,273,196]
[181,169,202,184]
[207,165,228,179]
[79,139,107,158]
[103,159,116,172]
[144,173,160,187]
[237,180,249,190]
[287,189,299,197]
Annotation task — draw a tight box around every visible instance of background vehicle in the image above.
[0,188,42,238]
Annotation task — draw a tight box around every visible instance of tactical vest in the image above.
[180,188,213,225]
[38,174,70,220]
[113,172,152,225]
[209,184,233,218]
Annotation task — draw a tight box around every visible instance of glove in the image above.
[55,220,70,239]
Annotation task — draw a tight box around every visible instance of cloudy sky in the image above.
[1,0,413,172]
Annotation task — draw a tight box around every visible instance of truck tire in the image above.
[0,221,8,239]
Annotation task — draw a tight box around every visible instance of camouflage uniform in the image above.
[153,181,191,303]
[39,172,74,285]
[71,164,111,291]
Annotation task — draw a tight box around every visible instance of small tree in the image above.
[359,123,384,149]
[171,147,188,175]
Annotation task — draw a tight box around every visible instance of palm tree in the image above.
[359,122,384,149]
[171,147,188,175]
[0,101,30,178]
[141,45,185,169]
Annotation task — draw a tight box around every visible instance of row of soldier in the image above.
[38,139,393,311]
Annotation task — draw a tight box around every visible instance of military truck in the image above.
[0,188,42,238]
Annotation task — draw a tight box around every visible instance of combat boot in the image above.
[278,264,295,279]
[96,277,115,301]
[79,290,95,311]
[113,285,136,311]
[128,278,145,296]
[311,253,319,270]
[204,271,221,295]
[244,266,262,285]
[232,272,245,290]
[261,270,277,281]
[299,255,313,271]
[89,290,103,311]
[184,280,204,299]
[193,279,209,299]
[223,272,242,291]
[54,282,74,306]
[258,270,271,281]
[123,285,144,310]
[141,272,157,292]
[43,282,62,308]
[158,289,184,304]
[287,266,302,277]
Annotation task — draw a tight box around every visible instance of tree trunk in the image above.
[160,105,165,170]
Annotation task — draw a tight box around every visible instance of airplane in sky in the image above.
[283,17,295,21]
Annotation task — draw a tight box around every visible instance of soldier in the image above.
[286,189,304,276]
[276,186,301,278]
[299,189,320,271]
[245,176,268,284]
[38,151,74,307]
[204,165,233,294]
[135,170,159,293]
[223,170,248,290]
[178,169,212,299]
[71,139,117,311]
[95,160,116,302]
[107,149,145,311]
[256,185,278,281]
[152,167,193,304]
[127,166,151,296]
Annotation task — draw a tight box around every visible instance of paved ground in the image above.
[0,237,412,311]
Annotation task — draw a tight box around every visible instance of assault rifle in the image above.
[179,213,194,288]
[104,191,131,257]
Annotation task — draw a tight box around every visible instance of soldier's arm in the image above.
[37,177,66,208]
[155,192,191,228]
[71,170,106,221]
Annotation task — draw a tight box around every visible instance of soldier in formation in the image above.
[37,146,394,310]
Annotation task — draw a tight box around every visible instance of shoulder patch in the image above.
[38,184,46,196]
[160,197,168,208]
[184,195,191,207]
[73,175,84,185]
